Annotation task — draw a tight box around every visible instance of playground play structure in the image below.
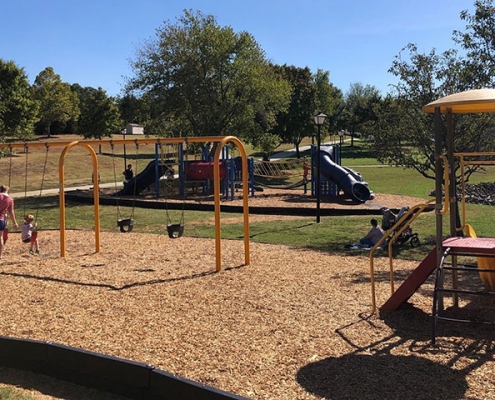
[254,144,374,203]
[0,136,251,272]
[368,88,495,342]
[116,143,256,201]
[114,141,374,204]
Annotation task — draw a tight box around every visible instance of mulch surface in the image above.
[0,192,494,399]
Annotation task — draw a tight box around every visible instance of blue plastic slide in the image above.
[117,161,169,196]
[316,147,373,203]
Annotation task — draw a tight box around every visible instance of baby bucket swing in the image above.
[111,141,138,233]
[166,205,184,238]
[160,143,185,239]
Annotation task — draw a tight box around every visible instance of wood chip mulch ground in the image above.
[1,192,495,399]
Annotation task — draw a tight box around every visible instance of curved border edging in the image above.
[0,335,249,400]
[65,191,389,216]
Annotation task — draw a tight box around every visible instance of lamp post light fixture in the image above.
[314,112,327,223]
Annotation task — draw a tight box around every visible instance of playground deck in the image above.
[443,236,495,255]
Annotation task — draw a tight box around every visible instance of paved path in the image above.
[10,181,120,199]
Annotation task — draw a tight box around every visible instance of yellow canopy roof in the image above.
[422,88,495,114]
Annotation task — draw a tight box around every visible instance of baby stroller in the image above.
[380,206,420,248]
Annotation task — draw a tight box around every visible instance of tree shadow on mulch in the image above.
[0,268,221,291]
[298,306,495,399]
[297,352,468,400]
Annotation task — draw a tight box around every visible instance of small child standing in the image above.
[22,214,40,254]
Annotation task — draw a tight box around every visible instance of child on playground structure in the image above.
[123,164,134,186]
[359,218,384,248]
[22,214,40,255]
[0,185,19,259]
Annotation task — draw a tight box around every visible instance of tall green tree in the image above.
[343,82,381,146]
[76,87,122,139]
[116,93,151,128]
[368,38,495,183]
[313,69,345,137]
[453,0,495,88]
[32,67,80,136]
[270,65,315,158]
[0,59,38,139]
[126,9,290,143]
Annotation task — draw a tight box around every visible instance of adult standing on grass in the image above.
[0,185,19,259]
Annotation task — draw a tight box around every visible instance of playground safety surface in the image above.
[1,219,495,399]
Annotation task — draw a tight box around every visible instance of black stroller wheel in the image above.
[410,235,420,248]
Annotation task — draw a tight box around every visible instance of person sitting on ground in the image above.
[22,214,40,255]
[123,164,134,186]
[0,185,19,259]
[359,218,384,248]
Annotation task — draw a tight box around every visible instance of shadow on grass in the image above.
[340,143,375,160]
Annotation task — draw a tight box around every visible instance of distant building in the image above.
[124,124,144,135]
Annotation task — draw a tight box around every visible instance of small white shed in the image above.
[125,124,144,135]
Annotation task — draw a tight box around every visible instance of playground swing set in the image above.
[114,140,188,237]
[0,136,250,272]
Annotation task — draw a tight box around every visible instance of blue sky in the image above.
[2,0,473,97]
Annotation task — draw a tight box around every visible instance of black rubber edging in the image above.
[0,336,249,400]
[65,191,388,216]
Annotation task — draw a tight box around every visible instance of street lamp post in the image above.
[314,112,327,223]
[122,128,127,171]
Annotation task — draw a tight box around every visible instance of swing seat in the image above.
[167,223,184,239]
[118,218,134,233]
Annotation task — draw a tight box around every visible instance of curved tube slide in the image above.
[315,148,373,203]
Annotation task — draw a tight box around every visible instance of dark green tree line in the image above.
[0,59,38,138]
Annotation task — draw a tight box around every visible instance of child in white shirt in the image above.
[21,214,40,254]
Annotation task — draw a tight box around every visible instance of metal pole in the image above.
[123,132,127,170]
[316,124,321,223]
